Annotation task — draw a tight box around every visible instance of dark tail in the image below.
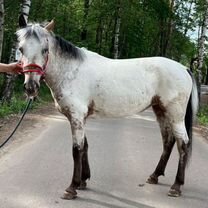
[186,70,199,163]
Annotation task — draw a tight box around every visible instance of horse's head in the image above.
[17,15,54,98]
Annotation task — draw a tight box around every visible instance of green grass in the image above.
[197,105,208,126]
[0,83,53,118]
[0,97,27,117]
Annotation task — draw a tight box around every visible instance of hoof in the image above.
[78,181,87,190]
[61,191,77,200]
[168,188,181,197]
[146,175,158,184]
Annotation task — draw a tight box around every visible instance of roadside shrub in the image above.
[197,105,208,126]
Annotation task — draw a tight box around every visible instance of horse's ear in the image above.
[19,14,27,28]
[45,19,55,31]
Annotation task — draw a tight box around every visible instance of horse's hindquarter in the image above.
[154,58,192,105]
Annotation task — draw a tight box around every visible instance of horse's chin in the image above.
[26,92,39,100]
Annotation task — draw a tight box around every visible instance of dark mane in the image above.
[17,24,84,60]
[54,35,83,60]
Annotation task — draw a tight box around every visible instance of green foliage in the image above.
[2,0,200,61]
[37,82,53,103]
[197,106,208,125]
[1,0,207,117]
[0,97,26,117]
[2,0,20,63]
[0,82,52,118]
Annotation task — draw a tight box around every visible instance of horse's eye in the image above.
[42,48,48,54]
[19,47,23,54]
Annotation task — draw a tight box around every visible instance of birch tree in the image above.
[198,5,208,71]
[113,0,121,59]
[0,0,4,60]
[183,0,195,37]
[0,0,31,103]
[197,1,208,102]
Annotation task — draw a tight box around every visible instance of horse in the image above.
[16,17,198,200]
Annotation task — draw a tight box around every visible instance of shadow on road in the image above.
[79,188,155,208]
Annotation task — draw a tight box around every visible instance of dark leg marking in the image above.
[147,96,175,184]
[168,141,188,197]
[62,144,83,200]
[78,136,91,190]
[147,136,175,184]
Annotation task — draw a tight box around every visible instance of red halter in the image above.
[21,54,49,77]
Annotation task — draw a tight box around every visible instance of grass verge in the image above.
[0,84,53,118]
[197,105,208,126]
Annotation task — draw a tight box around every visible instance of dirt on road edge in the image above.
[0,102,59,155]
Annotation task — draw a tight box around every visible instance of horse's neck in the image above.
[44,49,80,95]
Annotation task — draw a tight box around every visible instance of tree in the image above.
[198,3,208,72]
[0,0,4,60]
[81,0,90,41]
[197,1,208,102]
[0,0,31,103]
[21,0,31,22]
[0,0,201,105]
[113,0,121,59]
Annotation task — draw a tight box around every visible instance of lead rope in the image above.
[0,98,33,149]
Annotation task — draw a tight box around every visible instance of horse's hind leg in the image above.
[147,122,175,184]
[168,122,189,197]
[78,136,91,189]
[147,100,175,184]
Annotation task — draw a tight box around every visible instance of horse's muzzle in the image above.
[24,80,40,97]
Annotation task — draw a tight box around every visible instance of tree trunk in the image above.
[81,0,90,41]
[0,0,4,60]
[164,0,175,57]
[113,0,121,59]
[205,67,208,85]
[183,0,194,37]
[0,0,31,103]
[197,2,208,103]
[21,0,30,22]
[96,17,103,54]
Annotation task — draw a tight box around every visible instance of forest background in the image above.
[0,0,208,124]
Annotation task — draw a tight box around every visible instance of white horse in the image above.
[17,17,198,199]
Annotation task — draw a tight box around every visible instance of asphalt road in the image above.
[0,110,208,208]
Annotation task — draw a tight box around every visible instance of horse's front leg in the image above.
[62,117,86,200]
[79,136,91,190]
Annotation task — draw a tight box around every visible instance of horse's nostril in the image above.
[35,82,40,90]
[23,83,26,91]
[23,80,39,96]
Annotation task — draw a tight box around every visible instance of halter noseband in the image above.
[22,54,48,77]
[23,64,45,75]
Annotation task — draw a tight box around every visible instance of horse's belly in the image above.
[93,96,151,118]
